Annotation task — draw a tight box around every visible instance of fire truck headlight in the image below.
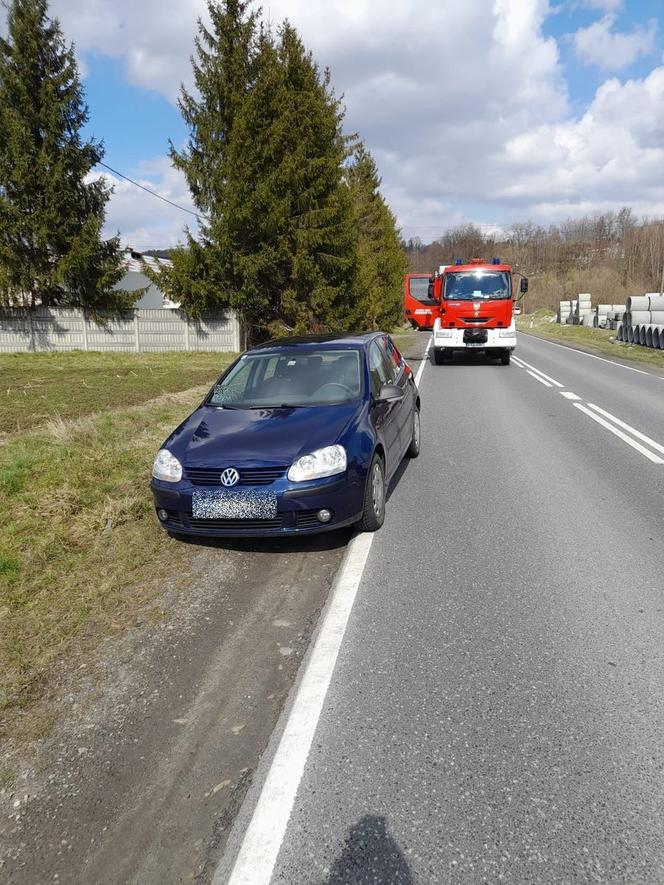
[499,328,515,338]
[435,329,453,338]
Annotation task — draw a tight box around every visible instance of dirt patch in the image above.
[0,530,349,884]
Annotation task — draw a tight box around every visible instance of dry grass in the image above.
[0,349,236,734]
[0,350,235,435]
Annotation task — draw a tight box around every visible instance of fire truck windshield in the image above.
[444,270,511,301]
[408,277,432,302]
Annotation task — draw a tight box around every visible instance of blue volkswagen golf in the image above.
[151,332,420,537]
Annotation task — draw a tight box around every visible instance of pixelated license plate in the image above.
[192,489,277,519]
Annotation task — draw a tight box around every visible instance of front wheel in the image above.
[356,454,386,532]
[433,348,447,365]
[500,349,511,365]
[406,407,421,458]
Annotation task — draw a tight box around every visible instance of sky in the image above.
[29,0,664,248]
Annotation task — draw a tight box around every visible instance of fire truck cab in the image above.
[431,258,527,365]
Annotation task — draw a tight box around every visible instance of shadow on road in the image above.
[326,815,413,884]
[429,350,509,367]
[173,527,353,553]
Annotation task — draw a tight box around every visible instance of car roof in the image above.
[249,332,383,353]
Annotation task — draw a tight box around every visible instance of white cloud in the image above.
[94,157,200,251]
[573,14,656,70]
[50,0,206,99]
[582,0,622,12]
[497,67,664,216]
[41,0,664,242]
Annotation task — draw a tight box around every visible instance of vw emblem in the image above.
[220,467,240,487]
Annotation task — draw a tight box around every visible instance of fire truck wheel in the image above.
[500,349,511,365]
[406,407,421,458]
[356,454,386,532]
[433,348,446,365]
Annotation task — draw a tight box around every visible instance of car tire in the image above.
[433,348,446,365]
[406,407,421,458]
[356,454,386,533]
[501,349,511,365]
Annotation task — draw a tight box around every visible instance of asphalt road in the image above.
[221,332,664,884]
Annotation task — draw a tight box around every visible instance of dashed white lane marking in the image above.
[586,402,664,457]
[514,349,664,463]
[527,370,553,388]
[573,403,664,464]
[222,533,375,885]
[513,356,564,387]
[221,337,431,885]
[521,334,664,380]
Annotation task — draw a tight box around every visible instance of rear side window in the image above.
[368,340,396,398]
[384,337,403,372]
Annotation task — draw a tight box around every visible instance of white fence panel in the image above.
[0,307,241,353]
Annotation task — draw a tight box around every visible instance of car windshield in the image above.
[207,348,362,409]
[408,277,432,302]
[444,270,511,301]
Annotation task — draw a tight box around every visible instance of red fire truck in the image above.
[430,258,527,365]
[404,272,435,330]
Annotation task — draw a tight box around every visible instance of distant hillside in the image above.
[142,249,173,260]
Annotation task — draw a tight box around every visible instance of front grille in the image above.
[296,509,325,529]
[463,329,488,344]
[185,466,288,486]
[188,516,284,531]
[462,316,492,324]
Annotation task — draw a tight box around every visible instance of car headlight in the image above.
[152,449,182,482]
[287,445,347,482]
[435,329,453,338]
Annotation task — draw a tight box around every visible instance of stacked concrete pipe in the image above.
[620,293,664,349]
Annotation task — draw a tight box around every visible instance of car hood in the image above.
[164,402,360,466]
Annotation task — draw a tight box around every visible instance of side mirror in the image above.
[378,383,404,402]
[520,277,529,294]
[427,281,435,299]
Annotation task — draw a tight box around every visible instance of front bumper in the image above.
[151,472,364,537]
[433,325,517,350]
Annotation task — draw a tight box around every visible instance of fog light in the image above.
[317,509,332,523]
[157,508,169,522]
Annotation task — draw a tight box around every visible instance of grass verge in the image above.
[0,351,235,738]
[1,350,237,435]
[517,314,664,371]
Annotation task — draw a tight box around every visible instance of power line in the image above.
[97,161,208,222]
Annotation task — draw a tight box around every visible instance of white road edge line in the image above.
[221,336,430,885]
[585,402,664,457]
[573,403,664,464]
[415,335,432,386]
[560,391,581,401]
[513,356,564,387]
[523,333,664,380]
[511,355,526,368]
[527,370,553,388]
[223,532,375,885]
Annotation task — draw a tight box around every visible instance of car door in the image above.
[368,339,401,477]
[380,336,414,456]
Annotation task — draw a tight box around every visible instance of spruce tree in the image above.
[0,0,129,310]
[223,21,357,338]
[148,0,258,319]
[153,6,358,340]
[346,144,407,330]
